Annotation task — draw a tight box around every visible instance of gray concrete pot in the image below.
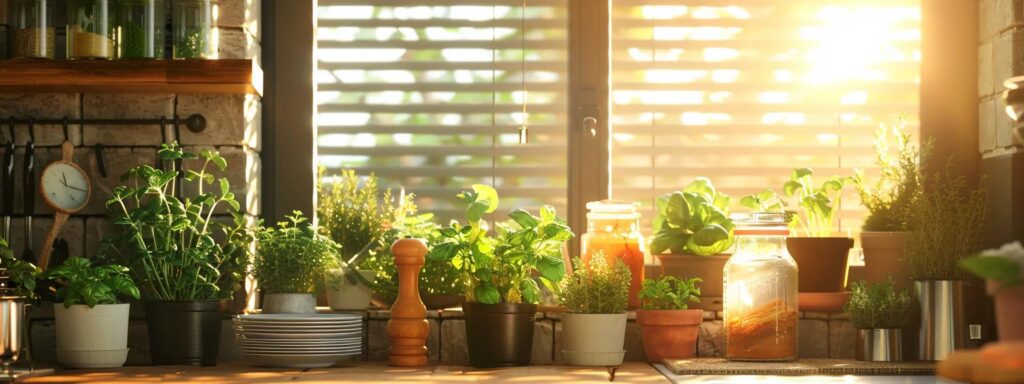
[561,313,626,366]
[262,293,317,314]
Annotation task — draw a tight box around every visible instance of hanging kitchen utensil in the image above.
[20,120,34,264]
[2,119,15,242]
[37,125,90,271]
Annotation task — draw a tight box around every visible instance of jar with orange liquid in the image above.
[580,201,647,308]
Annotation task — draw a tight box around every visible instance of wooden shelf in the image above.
[0,59,262,95]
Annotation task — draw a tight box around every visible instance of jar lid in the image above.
[586,200,640,219]
[731,212,791,236]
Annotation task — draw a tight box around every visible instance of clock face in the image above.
[40,162,91,212]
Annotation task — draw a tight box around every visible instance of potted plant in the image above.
[651,178,734,310]
[100,143,250,366]
[779,168,854,294]
[317,169,434,310]
[46,257,140,368]
[961,241,1024,341]
[854,117,930,290]
[905,164,987,360]
[253,211,339,314]
[636,276,703,363]
[0,240,38,371]
[429,185,573,368]
[558,252,630,366]
[845,279,912,362]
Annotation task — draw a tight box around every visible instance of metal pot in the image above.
[915,280,975,361]
[0,296,26,375]
[856,328,902,361]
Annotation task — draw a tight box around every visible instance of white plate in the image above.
[237,314,363,322]
[243,353,358,368]
[235,325,362,332]
[237,321,362,328]
[239,347,361,354]
[238,341,361,348]
[238,331,362,340]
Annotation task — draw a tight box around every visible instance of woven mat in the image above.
[663,358,936,376]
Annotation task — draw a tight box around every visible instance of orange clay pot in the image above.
[637,309,703,363]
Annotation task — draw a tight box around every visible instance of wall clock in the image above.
[37,141,91,270]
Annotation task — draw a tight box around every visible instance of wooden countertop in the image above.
[21,362,669,383]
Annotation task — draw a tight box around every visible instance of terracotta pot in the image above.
[636,309,702,363]
[785,237,853,293]
[987,280,1024,341]
[861,231,910,290]
[657,254,728,310]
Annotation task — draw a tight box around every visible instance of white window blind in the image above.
[610,0,921,234]
[315,1,569,222]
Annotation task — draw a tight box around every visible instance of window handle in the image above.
[582,116,598,137]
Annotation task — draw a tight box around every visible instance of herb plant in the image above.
[854,117,930,232]
[0,238,39,299]
[740,189,787,213]
[961,242,1024,290]
[559,252,630,314]
[651,178,735,256]
[905,164,988,280]
[782,168,850,237]
[844,279,912,329]
[359,212,463,300]
[46,257,140,308]
[638,276,702,311]
[428,185,574,305]
[254,211,339,294]
[101,143,250,301]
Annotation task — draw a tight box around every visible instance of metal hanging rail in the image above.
[3,114,207,133]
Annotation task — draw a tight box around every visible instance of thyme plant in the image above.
[854,117,931,232]
[101,143,250,301]
[844,279,912,329]
[253,211,339,294]
[559,253,630,314]
[905,164,988,280]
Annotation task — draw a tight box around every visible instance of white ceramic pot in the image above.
[54,303,130,368]
[262,293,317,314]
[561,313,627,366]
[326,269,376,311]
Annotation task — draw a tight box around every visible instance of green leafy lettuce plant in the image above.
[782,168,850,237]
[961,242,1024,290]
[428,185,574,304]
[651,178,734,256]
[254,211,339,294]
[844,279,912,329]
[317,169,463,298]
[740,189,786,213]
[101,143,250,301]
[905,164,988,280]
[46,257,140,308]
[854,117,931,232]
[638,276,702,310]
[559,252,630,314]
[0,238,39,299]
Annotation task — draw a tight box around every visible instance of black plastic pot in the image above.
[145,300,223,366]
[463,302,537,368]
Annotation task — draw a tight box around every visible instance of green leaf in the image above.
[783,180,803,197]
[220,178,230,196]
[650,229,688,255]
[739,195,758,209]
[471,184,499,213]
[536,255,565,283]
[520,279,540,304]
[475,285,501,304]
[508,209,539,228]
[792,167,813,179]
[960,256,1023,285]
[692,224,729,247]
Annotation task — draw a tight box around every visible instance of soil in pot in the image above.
[637,309,702,363]
[54,303,130,368]
[861,232,911,290]
[786,237,853,292]
[326,269,376,310]
[988,281,1024,341]
[464,302,537,368]
[561,313,627,366]
[657,254,728,310]
[145,300,223,366]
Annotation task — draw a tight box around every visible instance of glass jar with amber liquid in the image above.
[724,212,798,361]
[580,200,647,308]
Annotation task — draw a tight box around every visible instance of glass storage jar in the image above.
[10,0,55,58]
[114,0,165,59]
[723,212,798,361]
[172,0,213,59]
[68,0,114,59]
[580,200,647,308]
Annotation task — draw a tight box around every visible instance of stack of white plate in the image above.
[234,313,363,368]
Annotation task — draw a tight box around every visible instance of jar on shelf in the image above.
[580,200,647,308]
[113,0,165,59]
[172,0,213,59]
[10,0,56,59]
[723,212,798,361]
[68,0,114,59]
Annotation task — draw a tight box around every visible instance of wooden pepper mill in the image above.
[386,238,429,367]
